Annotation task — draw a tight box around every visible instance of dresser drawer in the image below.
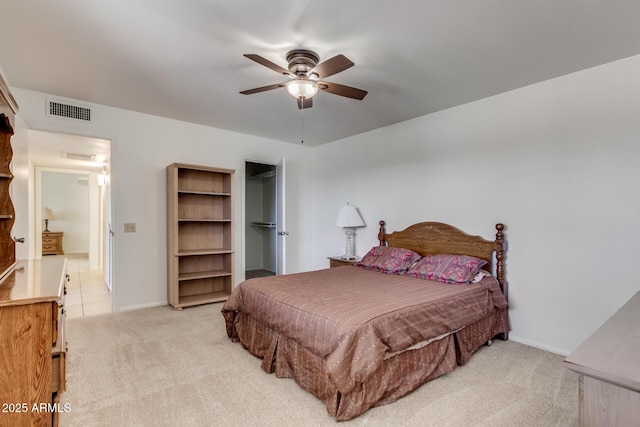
[43,238,57,245]
[52,285,66,393]
[51,352,66,393]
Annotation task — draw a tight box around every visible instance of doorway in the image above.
[30,130,112,317]
[36,167,111,317]
[244,159,286,278]
[245,161,277,279]
[40,171,90,259]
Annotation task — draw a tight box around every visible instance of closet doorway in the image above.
[245,160,285,279]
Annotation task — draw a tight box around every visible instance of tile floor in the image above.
[63,254,112,319]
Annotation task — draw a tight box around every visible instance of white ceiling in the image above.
[28,130,110,171]
[1,1,640,147]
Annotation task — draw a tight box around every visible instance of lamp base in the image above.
[343,227,356,260]
[340,255,358,260]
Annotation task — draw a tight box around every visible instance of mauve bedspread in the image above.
[222,265,507,395]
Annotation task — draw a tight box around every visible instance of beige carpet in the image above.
[60,304,579,426]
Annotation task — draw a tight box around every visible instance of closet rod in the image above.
[251,221,276,229]
[249,170,275,180]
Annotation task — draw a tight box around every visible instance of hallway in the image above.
[63,254,111,318]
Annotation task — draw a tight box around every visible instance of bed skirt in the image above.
[226,308,508,421]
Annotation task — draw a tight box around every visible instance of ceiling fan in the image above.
[240,49,368,109]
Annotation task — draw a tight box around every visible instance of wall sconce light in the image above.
[335,203,365,260]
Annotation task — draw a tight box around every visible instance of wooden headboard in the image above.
[378,221,506,289]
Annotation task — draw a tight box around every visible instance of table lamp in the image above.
[335,203,365,260]
[44,207,56,232]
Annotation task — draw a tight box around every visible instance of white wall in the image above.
[12,87,313,312]
[311,54,640,355]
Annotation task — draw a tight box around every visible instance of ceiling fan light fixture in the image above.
[241,50,367,106]
[286,79,318,99]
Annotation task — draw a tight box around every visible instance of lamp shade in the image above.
[335,204,365,228]
[44,207,57,220]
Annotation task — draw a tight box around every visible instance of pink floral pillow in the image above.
[358,246,422,274]
[406,254,488,284]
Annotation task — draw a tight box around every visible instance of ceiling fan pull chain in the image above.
[300,106,304,144]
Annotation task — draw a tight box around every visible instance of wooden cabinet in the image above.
[0,73,18,280]
[0,257,69,427]
[167,163,235,309]
[328,256,361,268]
[563,292,640,427]
[42,231,64,255]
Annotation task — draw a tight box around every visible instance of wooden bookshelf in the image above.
[167,163,234,309]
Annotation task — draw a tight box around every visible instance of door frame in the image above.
[242,158,285,281]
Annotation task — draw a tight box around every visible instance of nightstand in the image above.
[328,256,361,268]
[42,231,64,255]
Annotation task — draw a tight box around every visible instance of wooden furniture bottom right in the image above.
[563,291,640,427]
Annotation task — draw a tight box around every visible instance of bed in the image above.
[222,221,509,421]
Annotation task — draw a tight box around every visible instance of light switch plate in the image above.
[124,223,136,233]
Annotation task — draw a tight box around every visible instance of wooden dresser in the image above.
[563,292,640,427]
[0,257,69,427]
[42,231,64,255]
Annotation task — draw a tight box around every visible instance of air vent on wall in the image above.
[62,152,96,162]
[47,99,91,121]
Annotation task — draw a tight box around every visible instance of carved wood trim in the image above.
[0,72,19,115]
[0,113,15,275]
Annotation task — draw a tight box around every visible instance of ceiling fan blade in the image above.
[318,81,367,100]
[311,54,354,78]
[240,83,285,95]
[244,54,292,76]
[297,97,313,109]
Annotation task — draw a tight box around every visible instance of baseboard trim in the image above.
[116,301,167,313]
[509,334,570,356]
